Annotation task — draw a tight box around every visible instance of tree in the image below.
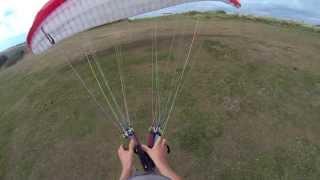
[0,55,8,67]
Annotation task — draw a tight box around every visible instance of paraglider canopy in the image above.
[27,0,241,54]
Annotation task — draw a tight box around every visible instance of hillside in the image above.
[0,12,320,180]
[0,43,26,68]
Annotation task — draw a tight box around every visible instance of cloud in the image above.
[240,0,320,24]
[137,0,320,25]
[3,9,14,17]
[0,0,47,42]
[243,0,320,15]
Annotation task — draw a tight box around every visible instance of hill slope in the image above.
[0,43,26,68]
[0,12,320,180]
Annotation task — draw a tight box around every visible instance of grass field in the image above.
[0,12,320,180]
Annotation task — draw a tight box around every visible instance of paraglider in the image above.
[27,0,241,172]
[27,0,240,54]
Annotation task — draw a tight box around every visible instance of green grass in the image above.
[0,12,320,179]
[219,138,320,180]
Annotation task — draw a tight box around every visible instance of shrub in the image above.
[0,55,8,67]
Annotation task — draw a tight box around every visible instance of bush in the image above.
[0,55,8,67]
[186,11,200,16]
[216,10,227,14]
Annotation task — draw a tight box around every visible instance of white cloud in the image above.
[240,0,320,24]
[0,0,47,41]
[243,0,320,13]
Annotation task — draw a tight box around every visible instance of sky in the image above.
[0,0,320,52]
[0,0,47,51]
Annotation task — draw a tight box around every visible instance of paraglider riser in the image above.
[125,129,156,172]
[147,128,171,154]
